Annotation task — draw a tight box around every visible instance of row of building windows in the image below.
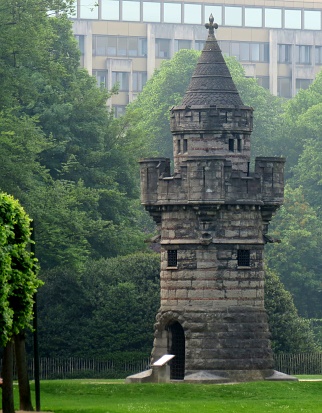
[92,35,268,62]
[93,36,147,57]
[277,78,312,98]
[91,36,322,66]
[278,44,322,65]
[221,41,269,63]
[253,77,312,98]
[107,75,310,106]
[110,75,310,112]
[94,71,311,102]
[93,70,148,92]
[166,249,251,267]
[70,0,322,31]
[92,36,201,58]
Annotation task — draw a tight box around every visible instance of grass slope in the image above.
[18,379,322,413]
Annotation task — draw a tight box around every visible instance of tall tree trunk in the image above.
[14,332,34,411]
[2,339,15,413]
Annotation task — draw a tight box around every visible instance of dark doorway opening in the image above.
[168,322,185,380]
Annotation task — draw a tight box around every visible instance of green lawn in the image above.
[10,378,319,413]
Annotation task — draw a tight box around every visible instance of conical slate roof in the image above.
[182,15,244,107]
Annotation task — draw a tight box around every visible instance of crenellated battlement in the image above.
[140,155,285,209]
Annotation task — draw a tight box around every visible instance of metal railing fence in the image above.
[1,353,321,379]
[274,352,322,375]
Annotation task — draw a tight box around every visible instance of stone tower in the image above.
[137,16,289,383]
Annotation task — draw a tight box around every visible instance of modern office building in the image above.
[71,0,322,114]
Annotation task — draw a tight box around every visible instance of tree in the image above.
[36,253,160,358]
[266,185,322,318]
[291,117,322,209]
[84,254,160,355]
[265,269,319,353]
[0,110,49,204]
[0,0,149,269]
[281,71,322,175]
[0,1,75,111]
[0,193,41,413]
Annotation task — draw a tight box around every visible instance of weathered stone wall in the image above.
[133,23,288,384]
[139,157,283,378]
[170,106,253,134]
[159,205,264,243]
[139,156,285,207]
[160,245,265,309]
[170,105,253,173]
[152,308,274,373]
[173,132,251,174]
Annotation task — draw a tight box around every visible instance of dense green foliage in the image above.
[0,0,149,272]
[281,71,322,176]
[265,269,318,353]
[0,193,41,347]
[283,72,322,206]
[37,253,160,358]
[23,380,322,413]
[35,252,317,357]
[266,186,322,318]
[267,77,322,322]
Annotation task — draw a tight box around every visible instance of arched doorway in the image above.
[168,322,185,380]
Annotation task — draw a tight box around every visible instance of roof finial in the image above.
[205,14,218,35]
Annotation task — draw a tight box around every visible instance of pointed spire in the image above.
[181,15,244,107]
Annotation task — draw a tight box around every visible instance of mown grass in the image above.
[11,378,320,413]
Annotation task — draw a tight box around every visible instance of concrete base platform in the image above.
[184,371,230,384]
[126,362,173,383]
[184,369,298,383]
[126,369,298,384]
[265,370,298,381]
[125,369,153,383]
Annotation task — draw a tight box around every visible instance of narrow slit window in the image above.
[177,139,181,154]
[229,139,234,152]
[168,250,178,267]
[237,250,250,267]
[183,139,188,153]
[237,139,242,152]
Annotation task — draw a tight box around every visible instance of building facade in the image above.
[70,0,322,114]
[131,16,292,383]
